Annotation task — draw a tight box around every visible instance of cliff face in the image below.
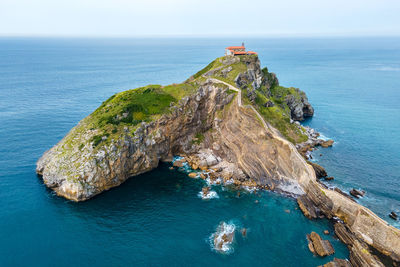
[37,82,234,201]
[37,55,400,265]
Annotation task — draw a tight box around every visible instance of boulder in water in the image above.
[188,172,197,178]
[321,140,334,148]
[307,232,335,257]
[212,222,236,253]
[389,211,398,220]
[349,189,365,199]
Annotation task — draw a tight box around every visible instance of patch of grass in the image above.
[90,86,176,129]
[91,135,103,148]
[193,60,217,79]
[192,132,205,145]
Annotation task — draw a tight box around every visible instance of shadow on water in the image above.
[35,162,350,266]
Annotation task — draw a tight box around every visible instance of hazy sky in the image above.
[1,0,400,37]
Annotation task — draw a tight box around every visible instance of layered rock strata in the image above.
[37,55,400,266]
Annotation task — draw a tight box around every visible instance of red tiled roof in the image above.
[226,46,245,49]
[247,51,257,54]
[233,51,247,55]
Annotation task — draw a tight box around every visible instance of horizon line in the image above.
[1,32,400,39]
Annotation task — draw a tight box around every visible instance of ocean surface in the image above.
[0,37,399,266]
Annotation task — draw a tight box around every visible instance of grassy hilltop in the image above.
[64,54,308,153]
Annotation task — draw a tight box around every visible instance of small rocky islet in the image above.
[36,53,400,266]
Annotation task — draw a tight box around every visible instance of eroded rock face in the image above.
[36,56,400,266]
[36,82,234,201]
[286,91,314,121]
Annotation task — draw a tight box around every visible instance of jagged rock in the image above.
[36,54,400,266]
[349,189,365,199]
[389,211,398,220]
[319,258,351,267]
[307,161,328,178]
[334,187,355,202]
[325,176,334,181]
[285,91,314,121]
[297,195,318,219]
[321,140,334,148]
[307,231,335,257]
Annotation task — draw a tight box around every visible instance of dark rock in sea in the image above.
[307,161,328,178]
[334,188,356,202]
[325,176,334,181]
[321,140,334,148]
[349,189,365,199]
[307,231,335,257]
[319,258,351,267]
[389,211,398,220]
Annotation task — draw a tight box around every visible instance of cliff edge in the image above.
[37,55,400,266]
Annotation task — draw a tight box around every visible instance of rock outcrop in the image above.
[307,231,335,256]
[320,258,351,267]
[286,91,314,121]
[37,54,400,266]
[37,82,235,201]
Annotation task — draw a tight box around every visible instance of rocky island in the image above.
[37,54,400,266]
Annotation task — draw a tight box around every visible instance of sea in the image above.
[0,37,399,266]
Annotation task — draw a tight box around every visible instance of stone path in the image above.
[207,77,310,168]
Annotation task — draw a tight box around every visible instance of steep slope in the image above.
[37,54,400,266]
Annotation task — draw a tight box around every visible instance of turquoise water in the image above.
[0,37,399,266]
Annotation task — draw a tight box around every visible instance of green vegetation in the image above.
[197,54,308,144]
[61,54,309,153]
[91,86,176,128]
[192,132,205,145]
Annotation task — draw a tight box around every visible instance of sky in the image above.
[1,0,400,37]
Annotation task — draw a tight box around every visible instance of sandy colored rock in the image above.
[307,231,335,257]
[188,172,197,178]
[319,258,351,267]
[321,140,334,148]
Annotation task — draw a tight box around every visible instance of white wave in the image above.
[210,221,236,254]
[318,133,330,141]
[198,190,219,200]
[206,177,222,186]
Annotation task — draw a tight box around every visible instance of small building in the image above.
[225,42,257,56]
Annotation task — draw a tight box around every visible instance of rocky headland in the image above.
[37,54,400,266]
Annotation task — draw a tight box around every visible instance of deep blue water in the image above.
[0,37,399,266]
